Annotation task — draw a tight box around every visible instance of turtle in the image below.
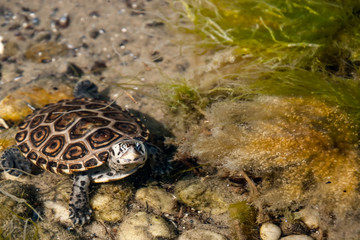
[0,80,169,225]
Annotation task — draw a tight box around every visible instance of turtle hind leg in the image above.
[73,80,100,99]
[0,146,32,177]
[69,173,92,225]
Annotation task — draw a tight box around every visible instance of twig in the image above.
[240,170,259,199]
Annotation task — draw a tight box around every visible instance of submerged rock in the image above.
[175,177,242,215]
[178,229,227,240]
[135,186,177,215]
[116,211,175,240]
[90,182,133,223]
[280,235,313,240]
[260,222,281,240]
[0,83,73,124]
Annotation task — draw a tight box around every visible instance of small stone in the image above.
[175,177,240,215]
[135,186,177,215]
[151,51,163,62]
[178,229,227,240]
[0,82,73,123]
[280,235,313,240]
[57,13,70,28]
[260,222,281,240]
[66,62,84,78]
[297,208,320,229]
[90,182,133,222]
[116,211,175,240]
[89,29,100,39]
[90,61,107,75]
[31,17,40,25]
[146,21,164,28]
[89,11,100,18]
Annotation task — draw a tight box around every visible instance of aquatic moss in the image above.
[164,0,360,124]
[178,96,360,238]
[229,201,258,240]
[252,69,360,123]
[177,0,360,73]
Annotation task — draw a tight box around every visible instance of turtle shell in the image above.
[15,98,150,174]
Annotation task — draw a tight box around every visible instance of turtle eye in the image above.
[134,142,145,154]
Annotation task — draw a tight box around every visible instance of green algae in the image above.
[229,201,258,240]
[178,0,360,71]
[165,0,360,126]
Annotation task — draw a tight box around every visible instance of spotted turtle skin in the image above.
[15,98,150,175]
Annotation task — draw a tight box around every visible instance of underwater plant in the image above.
[162,1,360,238]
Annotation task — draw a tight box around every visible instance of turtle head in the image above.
[108,140,147,172]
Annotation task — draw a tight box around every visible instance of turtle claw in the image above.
[69,204,92,225]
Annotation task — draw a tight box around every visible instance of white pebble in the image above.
[298,208,320,229]
[260,222,281,240]
[280,235,313,240]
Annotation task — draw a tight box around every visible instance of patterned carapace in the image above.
[15,98,150,174]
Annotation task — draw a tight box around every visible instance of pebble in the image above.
[116,211,175,240]
[260,222,281,240]
[178,229,227,240]
[280,235,313,240]
[57,13,70,28]
[135,186,177,215]
[90,183,133,222]
[297,208,320,229]
[175,177,239,215]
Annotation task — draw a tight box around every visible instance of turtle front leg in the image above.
[145,143,172,176]
[69,173,92,225]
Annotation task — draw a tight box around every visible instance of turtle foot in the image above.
[69,204,92,225]
[73,80,99,99]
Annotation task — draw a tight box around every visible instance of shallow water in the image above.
[0,0,359,239]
